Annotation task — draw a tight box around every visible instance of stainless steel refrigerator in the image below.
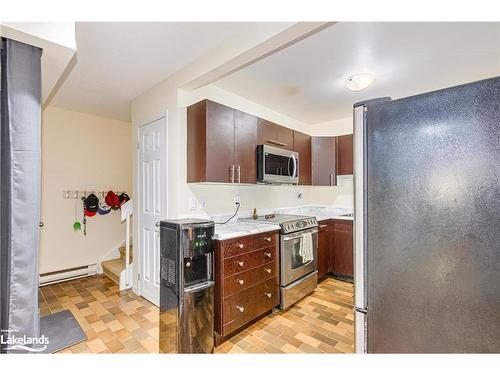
[353,77,500,353]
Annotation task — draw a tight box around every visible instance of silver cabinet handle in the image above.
[236,165,241,183]
[238,243,244,249]
[155,222,160,227]
[236,305,245,312]
[265,268,272,274]
[238,279,245,285]
[39,221,44,228]
[265,292,272,298]
[265,237,272,242]
[238,261,244,267]
[229,165,235,183]
[264,252,272,258]
[267,139,287,147]
[330,173,333,186]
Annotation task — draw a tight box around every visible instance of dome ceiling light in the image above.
[344,73,376,92]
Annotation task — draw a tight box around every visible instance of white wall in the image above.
[40,106,132,274]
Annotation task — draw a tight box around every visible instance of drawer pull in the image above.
[236,305,245,313]
[265,292,272,298]
[264,252,272,258]
[265,268,272,274]
[238,261,244,267]
[237,279,245,285]
[265,237,272,242]
[238,243,244,249]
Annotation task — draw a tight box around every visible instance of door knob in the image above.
[155,222,160,227]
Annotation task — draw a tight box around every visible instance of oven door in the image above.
[280,227,318,286]
[258,144,299,184]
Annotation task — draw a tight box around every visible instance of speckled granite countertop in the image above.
[212,221,280,241]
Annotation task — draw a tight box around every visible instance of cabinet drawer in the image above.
[253,232,277,250]
[223,261,277,297]
[222,236,253,257]
[223,247,277,277]
[222,277,279,333]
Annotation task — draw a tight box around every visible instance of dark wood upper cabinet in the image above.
[187,100,236,183]
[234,110,258,183]
[276,125,294,150]
[331,220,353,278]
[293,131,311,185]
[336,134,353,175]
[311,136,336,186]
[257,119,293,150]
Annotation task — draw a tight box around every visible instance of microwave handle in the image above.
[291,154,297,179]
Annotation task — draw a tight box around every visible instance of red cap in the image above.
[105,191,120,209]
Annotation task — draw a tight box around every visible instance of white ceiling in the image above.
[215,22,500,124]
[50,22,278,121]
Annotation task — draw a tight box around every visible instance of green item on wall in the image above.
[73,221,81,231]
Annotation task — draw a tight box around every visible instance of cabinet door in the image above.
[293,131,311,185]
[336,134,353,175]
[312,137,336,186]
[276,125,294,150]
[234,110,258,183]
[331,220,353,277]
[317,221,331,279]
[257,119,277,146]
[206,101,235,182]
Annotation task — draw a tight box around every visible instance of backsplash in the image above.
[184,175,353,218]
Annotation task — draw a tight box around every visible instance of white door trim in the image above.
[135,113,168,305]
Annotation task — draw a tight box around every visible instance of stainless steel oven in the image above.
[257,144,299,184]
[280,227,318,286]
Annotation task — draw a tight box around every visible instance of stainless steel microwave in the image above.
[256,144,299,184]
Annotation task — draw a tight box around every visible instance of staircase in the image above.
[102,244,133,286]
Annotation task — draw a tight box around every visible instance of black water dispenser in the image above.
[159,218,215,353]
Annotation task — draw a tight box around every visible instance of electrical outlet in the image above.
[233,195,241,208]
[199,199,207,209]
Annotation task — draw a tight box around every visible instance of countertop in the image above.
[212,205,353,241]
[213,221,281,241]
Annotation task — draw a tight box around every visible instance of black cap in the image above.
[84,193,99,212]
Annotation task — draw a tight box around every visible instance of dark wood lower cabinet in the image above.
[317,220,331,279]
[214,231,279,345]
[331,219,353,278]
[316,219,353,281]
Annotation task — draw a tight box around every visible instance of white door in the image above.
[138,117,167,305]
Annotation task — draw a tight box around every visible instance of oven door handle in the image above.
[282,227,318,241]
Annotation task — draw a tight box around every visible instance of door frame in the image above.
[135,113,168,303]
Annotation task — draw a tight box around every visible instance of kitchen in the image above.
[155,22,500,354]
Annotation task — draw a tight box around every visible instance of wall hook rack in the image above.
[62,190,127,199]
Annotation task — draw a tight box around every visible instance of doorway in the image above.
[138,116,167,305]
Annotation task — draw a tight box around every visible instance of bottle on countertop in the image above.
[252,208,258,220]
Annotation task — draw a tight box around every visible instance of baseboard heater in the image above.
[39,264,97,286]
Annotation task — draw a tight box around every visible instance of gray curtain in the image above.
[0,38,42,353]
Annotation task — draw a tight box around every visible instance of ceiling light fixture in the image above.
[344,73,376,92]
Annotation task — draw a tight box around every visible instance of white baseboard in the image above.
[39,264,97,286]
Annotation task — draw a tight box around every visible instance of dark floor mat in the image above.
[38,310,87,353]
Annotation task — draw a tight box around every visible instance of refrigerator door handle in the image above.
[355,307,367,314]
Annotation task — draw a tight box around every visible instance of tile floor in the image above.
[39,275,354,354]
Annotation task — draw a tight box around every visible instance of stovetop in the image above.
[244,214,318,234]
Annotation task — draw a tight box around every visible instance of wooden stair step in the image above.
[119,244,133,261]
[102,258,125,285]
